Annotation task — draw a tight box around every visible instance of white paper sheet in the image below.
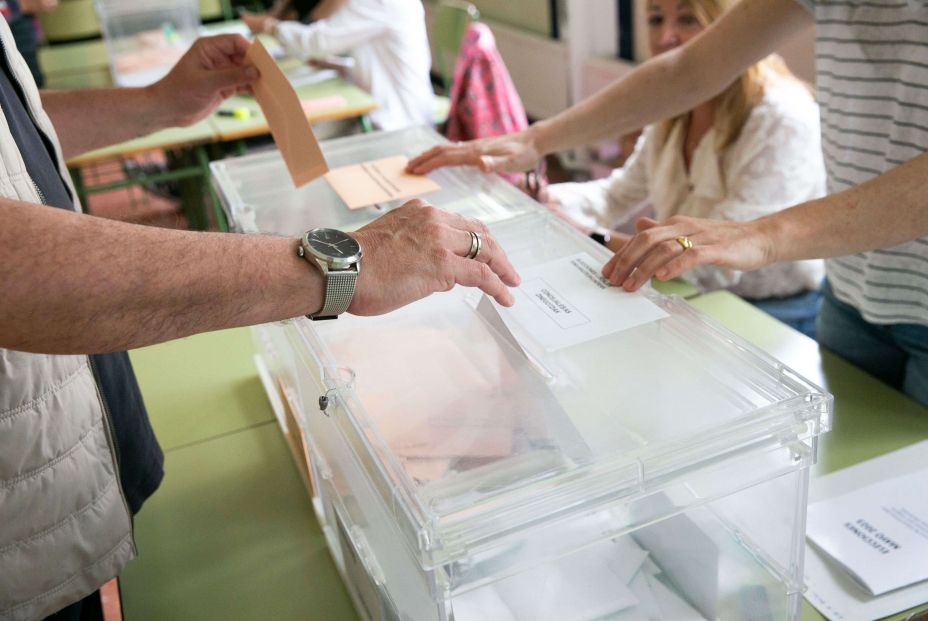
[495,253,668,352]
[807,469,928,596]
[804,440,928,621]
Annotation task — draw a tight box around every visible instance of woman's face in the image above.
[647,1,706,57]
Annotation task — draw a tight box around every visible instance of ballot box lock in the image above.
[318,389,338,416]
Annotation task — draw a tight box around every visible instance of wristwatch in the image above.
[298,228,362,320]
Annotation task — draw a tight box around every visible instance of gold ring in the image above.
[675,236,693,251]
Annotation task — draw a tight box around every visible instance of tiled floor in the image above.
[77,153,190,230]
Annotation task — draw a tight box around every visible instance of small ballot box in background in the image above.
[95,0,200,87]
[212,126,833,621]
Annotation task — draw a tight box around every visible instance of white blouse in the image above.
[274,0,434,131]
[548,76,827,299]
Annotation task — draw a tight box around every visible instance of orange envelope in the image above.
[324,155,441,209]
[245,39,328,187]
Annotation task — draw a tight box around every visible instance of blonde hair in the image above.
[659,0,804,151]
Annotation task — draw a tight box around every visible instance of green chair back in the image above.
[432,0,479,93]
[199,0,235,20]
[39,0,101,43]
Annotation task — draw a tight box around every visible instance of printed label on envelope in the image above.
[324,155,440,209]
[495,252,668,351]
[245,39,328,187]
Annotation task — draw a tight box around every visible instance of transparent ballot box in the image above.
[95,0,199,87]
[211,126,536,236]
[212,127,832,620]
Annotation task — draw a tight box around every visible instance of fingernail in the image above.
[622,277,634,290]
[656,269,667,280]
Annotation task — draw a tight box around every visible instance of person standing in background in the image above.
[242,0,434,130]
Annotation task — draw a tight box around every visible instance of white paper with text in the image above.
[495,253,668,352]
[807,466,928,597]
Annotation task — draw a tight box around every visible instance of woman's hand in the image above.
[407,129,543,175]
[601,215,775,290]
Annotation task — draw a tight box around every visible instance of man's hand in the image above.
[407,129,543,176]
[601,215,774,291]
[349,200,521,316]
[148,35,259,127]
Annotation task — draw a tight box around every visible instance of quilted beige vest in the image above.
[0,19,135,621]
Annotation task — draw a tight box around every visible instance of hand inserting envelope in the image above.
[244,39,440,204]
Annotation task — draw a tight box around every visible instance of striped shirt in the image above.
[795,0,928,325]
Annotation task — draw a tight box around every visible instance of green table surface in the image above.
[124,327,357,619]
[211,76,378,142]
[652,277,700,299]
[66,118,218,167]
[129,328,276,452]
[688,291,928,621]
[120,420,355,620]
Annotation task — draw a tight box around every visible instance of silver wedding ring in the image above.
[466,231,482,260]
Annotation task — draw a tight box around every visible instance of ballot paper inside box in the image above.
[218,126,833,621]
[96,0,200,87]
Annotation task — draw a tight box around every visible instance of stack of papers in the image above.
[804,440,928,621]
[807,469,928,596]
[453,536,706,620]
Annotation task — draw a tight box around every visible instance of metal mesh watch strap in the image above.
[311,268,357,320]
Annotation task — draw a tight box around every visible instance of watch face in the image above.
[306,228,361,262]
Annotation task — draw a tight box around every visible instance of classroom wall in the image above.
[466,0,552,38]
[424,0,816,120]
[423,2,571,119]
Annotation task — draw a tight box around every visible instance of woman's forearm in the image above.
[765,151,928,263]
[531,0,809,157]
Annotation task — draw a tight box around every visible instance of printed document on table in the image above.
[806,466,928,596]
[325,155,440,209]
[804,440,928,621]
[493,252,668,352]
